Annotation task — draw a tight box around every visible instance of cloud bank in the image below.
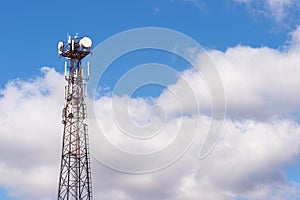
[1,27,300,199]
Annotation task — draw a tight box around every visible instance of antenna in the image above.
[64,61,67,76]
[57,34,93,200]
[67,35,71,44]
[58,42,64,55]
[87,61,90,78]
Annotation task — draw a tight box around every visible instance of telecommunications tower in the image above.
[57,34,93,200]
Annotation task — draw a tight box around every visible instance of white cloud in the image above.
[233,0,300,22]
[0,67,64,199]
[168,0,205,10]
[183,0,205,10]
[288,26,300,47]
[1,27,300,200]
[207,45,300,120]
[155,33,300,120]
[90,118,300,200]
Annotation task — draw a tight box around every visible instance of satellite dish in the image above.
[58,41,64,54]
[79,37,92,48]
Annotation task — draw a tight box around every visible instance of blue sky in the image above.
[1,0,300,200]
[0,0,296,85]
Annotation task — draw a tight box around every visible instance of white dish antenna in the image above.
[58,41,64,54]
[80,37,92,48]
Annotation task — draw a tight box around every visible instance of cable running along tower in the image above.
[57,34,93,200]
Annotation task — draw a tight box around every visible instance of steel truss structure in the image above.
[57,34,93,200]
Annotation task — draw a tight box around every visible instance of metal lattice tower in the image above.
[57,34,93,200]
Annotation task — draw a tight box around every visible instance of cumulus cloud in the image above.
[1,28,300,200]
[153,27,300,120]
[0,67,64,199]
[90,117,300,200]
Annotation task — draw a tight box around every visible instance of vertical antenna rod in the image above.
[57,34,93,200]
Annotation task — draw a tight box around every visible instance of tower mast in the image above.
[57,34,93,200]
